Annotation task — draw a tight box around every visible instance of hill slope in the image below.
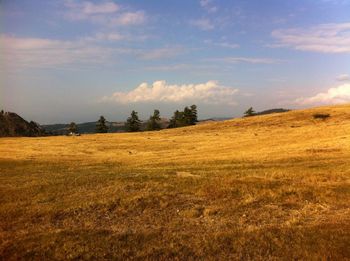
[0,104,349,260]
[0,111,45,137]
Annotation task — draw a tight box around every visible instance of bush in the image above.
[313,113,330,119]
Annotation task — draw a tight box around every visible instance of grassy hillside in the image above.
[0,104,349,260]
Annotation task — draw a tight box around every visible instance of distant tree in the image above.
[244,107,256,117]
[96,116,108,133]
[1,110,4,115]
[168,110,183,128]
[126,110,141,132]
[147,109,161,131]
[168,105,199,128]
[168,110,178,128]
[68,122,78,134]
[190,104,198,125]
[183,106,192,125]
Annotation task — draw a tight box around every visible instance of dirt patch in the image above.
[176,171,199,178]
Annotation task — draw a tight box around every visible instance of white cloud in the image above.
[271,22,350,53]
[110,11,146,26]
[209,57,282,64]
[190,19,214,30]
[337,74,350,81]
[103,80,239,104]
[295,84,350,105]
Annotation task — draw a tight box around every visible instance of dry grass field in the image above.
[1,104,350,260]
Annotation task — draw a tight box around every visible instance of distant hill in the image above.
[255,108,290,116]
[43,122,125,135]
[243,108,290,117]
[0,111,45,137]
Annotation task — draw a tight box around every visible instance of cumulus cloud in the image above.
[190,19,214,30]
[295,84,350,105]
[103,80,239,105]
[271,22,350,53]
[337,74,350,81]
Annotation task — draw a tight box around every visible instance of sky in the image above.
[1,0,350,124]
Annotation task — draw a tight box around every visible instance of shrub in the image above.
[313,113,330,119]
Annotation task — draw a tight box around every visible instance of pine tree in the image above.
[183,106,192,125]
[96,116,108,133]
[168,110,184,128]
[126,110,141,132]
[244,107,256,117]
[168,110,178,128]
[190,104,198,125]
[168,105,199,128]
[147,109,161,131]
[68,122,78,134]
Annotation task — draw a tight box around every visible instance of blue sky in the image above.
[1,0,350,124]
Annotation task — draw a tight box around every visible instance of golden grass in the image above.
[1,104,350,260]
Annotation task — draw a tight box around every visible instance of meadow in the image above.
[0,104,349,260]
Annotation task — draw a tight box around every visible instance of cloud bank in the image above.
[271,22,350,53]
[103,81,239,105]
[296,84,350,105]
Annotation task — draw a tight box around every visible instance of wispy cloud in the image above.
[208,57,282,64]
[64,0,147,26]
[0,34,183,70]
[204,39,239,49]
[0,34,116,69]
[64,0,119,20]
[295,84,350,105]
[199,0,218,13]
[81,1,119,14]
[110,11,147,26]
[102,80,239,104]
[64,0,119,15]
[190,19,215,31]
[337,74,350,82]
[138,46,185,60]
[271,22,350,53]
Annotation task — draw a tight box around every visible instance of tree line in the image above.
[68,105,198,134]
